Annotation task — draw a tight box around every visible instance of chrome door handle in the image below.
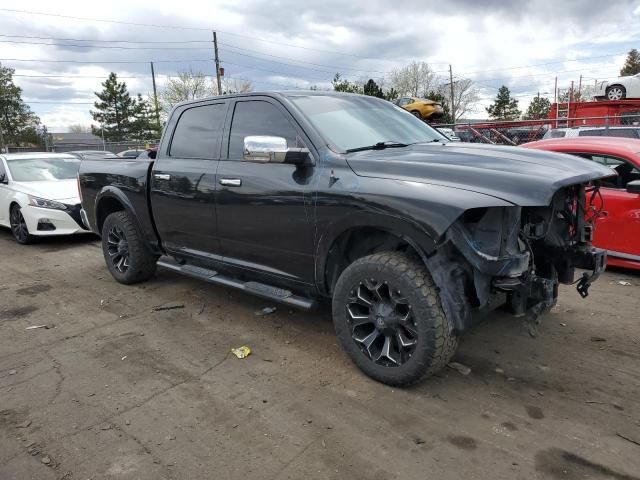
[154,173,171,180]
[219,178,242,187]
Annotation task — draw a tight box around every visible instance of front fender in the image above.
[314,210,436,295]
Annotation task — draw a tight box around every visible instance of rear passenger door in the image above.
[150,101,228,258]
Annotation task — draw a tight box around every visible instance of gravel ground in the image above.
[1,229,639,480]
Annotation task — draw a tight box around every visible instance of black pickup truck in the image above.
[79,91,610,386]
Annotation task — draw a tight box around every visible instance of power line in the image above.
[220,60,334,82]
[220,42,389,74]
[454,52,627,77]
[13,73,141,79]
[0,57,213,64]
[0,39,212,50]
[0,36,392,76]
[0,7,377,59]
[0,33,211,44]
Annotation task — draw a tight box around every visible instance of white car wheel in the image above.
[606,85,626,101]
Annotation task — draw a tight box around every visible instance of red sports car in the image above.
[523,137,640,270]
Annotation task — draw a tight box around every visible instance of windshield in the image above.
[290,94,446,152]
[7,157,80,182]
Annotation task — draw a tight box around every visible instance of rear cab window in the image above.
[169,103,228,159]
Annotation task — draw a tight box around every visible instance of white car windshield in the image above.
[7,157,80,182]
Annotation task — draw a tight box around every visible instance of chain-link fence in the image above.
[6,140,159,155]
[433,113,640,145]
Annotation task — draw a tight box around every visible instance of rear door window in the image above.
[170,103,227,159]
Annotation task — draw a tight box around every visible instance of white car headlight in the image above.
[28,196,68,210]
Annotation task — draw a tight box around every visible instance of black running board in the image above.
[157,258,315,310]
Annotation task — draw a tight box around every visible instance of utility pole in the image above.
[213,31,222,95]
[150,62,161,132]
[448,65,455,124]
[577,74,582,100]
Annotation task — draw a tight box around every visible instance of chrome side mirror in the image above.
[243,136,309,164]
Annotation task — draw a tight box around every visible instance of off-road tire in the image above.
[101,211,158,284]
[332,251,458,387]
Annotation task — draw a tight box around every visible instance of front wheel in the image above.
[332,251,458,387]
[606,85,626,101]
[9,205,36,245]
[101,211,158,284]
[411,110,423,120]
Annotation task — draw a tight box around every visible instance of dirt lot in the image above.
[0,229,639,480]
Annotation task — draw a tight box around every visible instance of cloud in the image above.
[1,0,639,127]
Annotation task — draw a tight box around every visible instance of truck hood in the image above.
[11,180,81,203]
[345,142,614,206]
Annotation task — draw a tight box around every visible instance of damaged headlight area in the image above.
[427,184,606,335]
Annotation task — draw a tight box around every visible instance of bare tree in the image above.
[391,61,438,98]
[68,124,91,133]
[218,77,253,95]
[442,78,480,121]
[160,70,254,114]
[160,70,214,113]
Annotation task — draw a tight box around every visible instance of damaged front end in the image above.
[427,183,606,335]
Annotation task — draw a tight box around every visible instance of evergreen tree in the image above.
[332,73,362,93]
[130,94,161,140]
[91,73,136,141]
[620,48,640,76]
[0,63,42,148]
[363,79,384,98]
[525,95,551,119]
[486,86,521,120]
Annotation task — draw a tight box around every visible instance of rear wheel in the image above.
[9,205,35,245]
[606,85,626,101]
[101,211,158,284]
[332,251,458,386]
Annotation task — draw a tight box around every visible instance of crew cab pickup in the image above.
[79,91,610,386]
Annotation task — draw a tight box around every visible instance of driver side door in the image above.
[215,97,316,286]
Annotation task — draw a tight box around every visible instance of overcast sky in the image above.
[1,0,639,131]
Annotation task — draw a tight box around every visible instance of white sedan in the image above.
[0,153,89,244]
[595,73,640,100]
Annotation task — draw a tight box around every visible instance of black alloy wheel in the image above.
[332,251,458,386]
[346,278,418,367]
[101,211,158,284]
[106,224,130,273]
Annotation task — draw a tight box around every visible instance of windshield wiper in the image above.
[346,141,410,153]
